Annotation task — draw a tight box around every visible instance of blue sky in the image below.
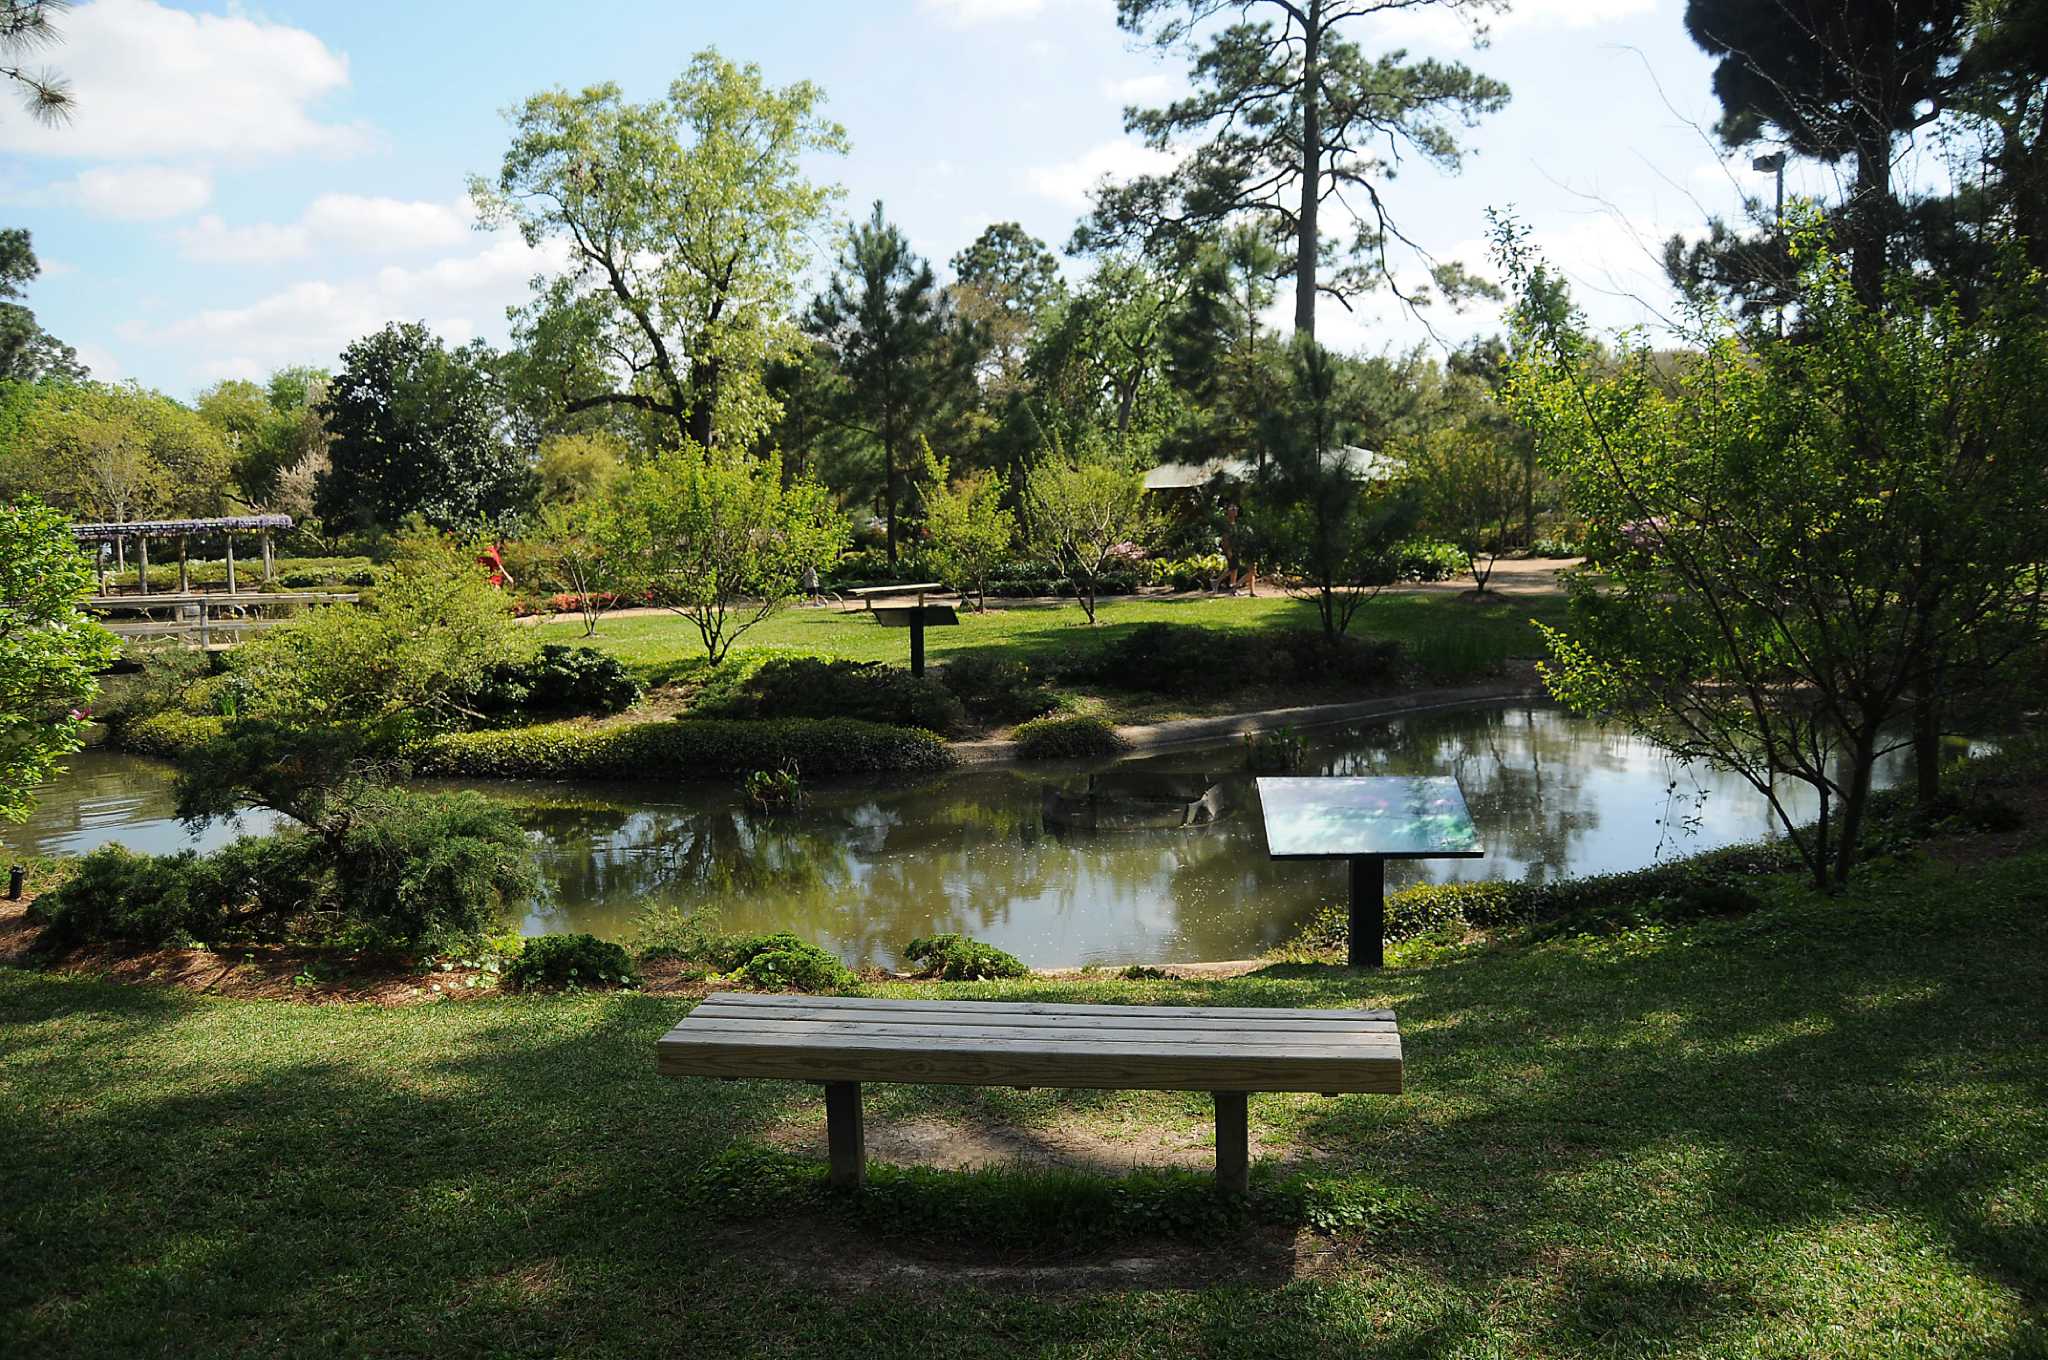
[0,0,1822,400]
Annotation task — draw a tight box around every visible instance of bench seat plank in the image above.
[658,993,1402,1094]
[694,992,1396,1023]
[689,1000,1396,1035]
[678,1015,1400,1050]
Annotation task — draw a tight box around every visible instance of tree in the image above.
[194,374,330,509]
[535,430,626,505]
[1027,255,1180,451]
[0,228,81,382]
[1502,219,2048,888]
[0,497,115,822]
[807,202,980,564]
[918,438,1016,611]
[1670,1,2047,310]
[1078,0,1509,338]
[316,322,533,537]
[1409,420,1527,591]
[1162,226,1288,466]
[531,495,628,637]
[610,445,845,663]
[951,222,1064,396]
[475,50,847,450]
[1023,435,1151,624]
[1252,339,1417,639]
[2,382,232,524]
[1,1,71,125]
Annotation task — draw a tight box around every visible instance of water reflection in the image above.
[3,707,1912,968]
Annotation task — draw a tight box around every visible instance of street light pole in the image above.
[1753,151,1788,338]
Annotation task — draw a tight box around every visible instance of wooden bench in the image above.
[656,992,1403,1193]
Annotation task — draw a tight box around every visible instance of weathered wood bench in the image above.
[656,992,1403,1193]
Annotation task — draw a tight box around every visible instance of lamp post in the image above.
[1753,151,1788,337]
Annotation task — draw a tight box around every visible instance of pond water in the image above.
[4,705,1914,969]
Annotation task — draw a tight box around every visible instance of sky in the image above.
[0,0,1832,400]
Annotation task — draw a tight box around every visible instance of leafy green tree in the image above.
[610,446,845,663]
[951,222,1064,396]
[1162,226,1287,466]
[227,532,532,732]
[0,228,81,382]
[1026,255,1180,452]
[807,201,980,564]
[0,497,116,822]
[535,430,625,506]
[1407,420,1525,591]
[316,322,533,536]
[1252,339,1417,639]
[1502,219,2048,887]
[1023,434,1151,624]
[475,50,847,450]
[2,381,232,524]
[531,496,628,637]
[1078,0,1509,338]
[917,438,1016,611]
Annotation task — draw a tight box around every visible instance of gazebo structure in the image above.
[70,514,293,597]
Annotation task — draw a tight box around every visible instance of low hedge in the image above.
[414,716,955,782]
[696,655,965,733]
[1061,623,1400,696]
[505,933,640,991]
[1285,839,1799,954]
[1012,715,1128,761]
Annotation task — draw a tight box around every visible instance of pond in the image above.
[3,705,1915,969]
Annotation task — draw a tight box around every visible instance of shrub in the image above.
[1012,715,1127,760]
[325,788,544,955]
[1070,623,1401,696]
[1281,843,1797,955]
[505,933,640,990]
[940,653,1057,724]
[630,910,854,991]
[743,765,804,813]
[413,717,954,782]
[902,933,1028,981]
[1391,538,1467,582]
[466,645,641,722]
[1141,553,1229,591]
[31,837,321,948]
[697,656,964,734]
[120,711,227,758]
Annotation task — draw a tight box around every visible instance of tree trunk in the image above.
[1293,3,1323,339]
[1848,128,1893,308]
[1912,687,1943,810]
[884,430,901,566]
[1831,728,1880,886]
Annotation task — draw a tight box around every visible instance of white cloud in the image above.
[0,0,367,161]
[1370,0,1656,48]
[1102,73,1176,105]
[124,234,565,374]
[178,195,477,265]
[919,0,1047,25]
[66,164,211,220]
[1022,138,1176,207]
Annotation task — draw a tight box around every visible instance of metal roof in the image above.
[1141,446,1394,492]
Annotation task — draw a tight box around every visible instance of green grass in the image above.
[4,846,2044,1357]
[539,591,1567,699]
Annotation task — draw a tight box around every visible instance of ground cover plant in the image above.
[2,832,2042,1357]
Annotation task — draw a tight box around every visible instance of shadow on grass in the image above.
[2,854,2043,1357]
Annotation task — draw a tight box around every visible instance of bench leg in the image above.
[1213,1091,1249,1196]
[824,1080,865,1190]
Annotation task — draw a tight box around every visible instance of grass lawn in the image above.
[4,845,2043,1357]
[538,591,1570,720]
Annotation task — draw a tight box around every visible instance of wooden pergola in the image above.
[70,514,292,597]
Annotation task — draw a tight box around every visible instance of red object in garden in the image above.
[478,542,514,588]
